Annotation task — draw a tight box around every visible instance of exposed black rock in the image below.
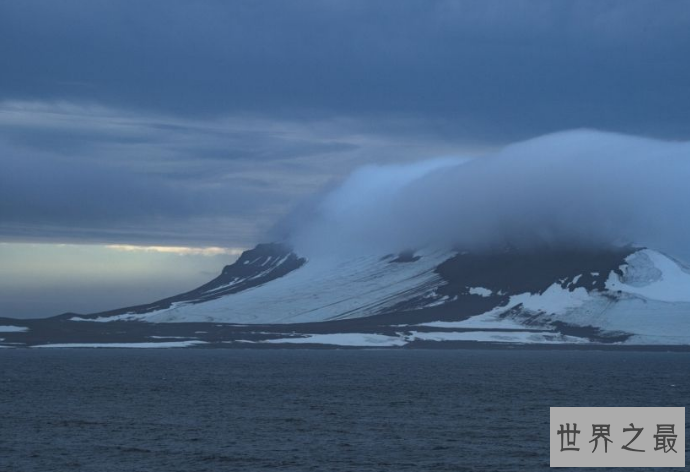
[434,246,635,297]
[389,250,421,263]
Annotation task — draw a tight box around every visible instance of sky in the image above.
[1,0,689,318]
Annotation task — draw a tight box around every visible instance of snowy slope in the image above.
[414,249,690,345]
[82,248,454,324]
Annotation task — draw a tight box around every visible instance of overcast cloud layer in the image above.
[1,1,690,247]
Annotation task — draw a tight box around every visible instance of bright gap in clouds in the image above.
[106,245,244,256]
[0,243,243,319]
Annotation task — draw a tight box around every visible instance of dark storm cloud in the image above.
[0,102,356,163]
[0,103,359,246]
[1,0,689,139]
[0,136,276,245]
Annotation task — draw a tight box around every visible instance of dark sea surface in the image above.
[0,349,688,472]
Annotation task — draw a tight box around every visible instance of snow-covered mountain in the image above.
[2,243,690,348]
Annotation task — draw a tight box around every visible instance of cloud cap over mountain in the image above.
[285,130,690,259]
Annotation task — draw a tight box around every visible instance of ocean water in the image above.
[0,349,688,471]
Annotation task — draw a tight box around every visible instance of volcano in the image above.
[2,242,690,348]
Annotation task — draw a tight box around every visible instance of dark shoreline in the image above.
[3,342,690,352]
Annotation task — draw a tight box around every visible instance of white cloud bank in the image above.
[285,130,690,260]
